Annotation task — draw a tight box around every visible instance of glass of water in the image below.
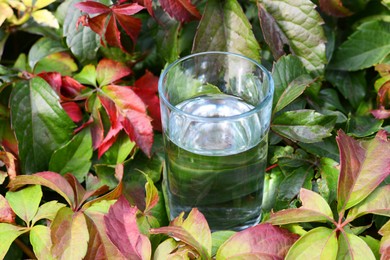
[158,51,274,231]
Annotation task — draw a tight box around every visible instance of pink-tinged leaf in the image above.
[112,3,145,15]
[150,208,212,259]
[96,59,132,87]
[31,201,66,226]
[337,130,390,212]
[0,194,15,223]
[7,172,75,208]
[51,208,89,260]
[379,221,390,259]
[284,227,337,260]
[85,94,105,149]
[74,1,110,14]
[337,231,376,259]
[0,151,17,180]
[62,102,83,123]
[61,76,88,100]
[268,189,335,225]
[318,0,353,17]
[371,107,390,119]
[102,85,146,112]
[216,223,299,259]
[104,196,151,260]
[159,0,201,22]
[132,70,162,131]
[346,185,390,222]
[30,225,54,260]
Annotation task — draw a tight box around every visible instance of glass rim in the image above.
[158,51,274,122]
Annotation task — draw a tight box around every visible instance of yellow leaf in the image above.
[7,0,26,11]
[32,9,59,29]
[0,3,13,26]
[22,0,56,9]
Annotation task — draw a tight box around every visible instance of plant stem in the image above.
[14,238,36,259]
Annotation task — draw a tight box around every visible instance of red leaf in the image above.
[217,223,299,259]
[74,1,111,14]
[318,0,353,17]
[371,107,390,119]
[61,76,88,100]
[39,72,62,95]
[159,0,201,22]
[62,102,83,123]
[114,14,142,44]
[112,3,145,15]
[0,194,15,223]
[132,71,162,131]
[0,151,17,180]
[96,59,132,87]
[104,196,151,260]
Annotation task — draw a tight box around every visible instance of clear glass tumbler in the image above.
[158,51,274,231]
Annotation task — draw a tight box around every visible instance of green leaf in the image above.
[268,189,334,225]
[100,132,135,165]
[337,232,376,260]
[34,52,78,76]
[192,0,260,62]
[271,109,337,143]
[286,227,338,260]
[28,37,67,69]
[0,223,28,260]
[156,22,180,63]
[346,185,390,222]
[298,137,340,162]
[336,130,390,212]
[211,231,236,257]
[49,128,93,182]
[271,55,313,114]
[73,64,97,87]
[259,0,327,76]
[347,115,383,138]
[329,20,390,71]
[31,201,66,226]
[63,0,100,64]
[5,185,42,225]
[150,208,212,259]
[10,77,75,174]
[325,70,367,108]
[318,157,339,204]
[153,238,179,259]
[51,208,89,260]
[30,225,54,260]
[379,220,390,259]
[360,236,380,260]
[217,223,299,259]
[277,166,314,203]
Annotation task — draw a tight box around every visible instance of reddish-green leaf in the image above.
[0,194,15,223]
[51,208,89,260]
[337,231,376,260]
[379,220,390,259]
[96,59,132,87]
[285,227,337,260]
[337,130,390,212]
[104,196,151,260]
[159,0,201,22]
[150,208,212,259]
[31,201,66,226]
[0,223,28,259]
[0,151,17,181]
[7,172,75,208]
[143,175,159,215]
[346,185,390,222]
[268,188,335,225]
[5,185,42,225]
[30,225,54,260]
[216,223,299,259]
[318,0,353,17]
[74,1,110,14]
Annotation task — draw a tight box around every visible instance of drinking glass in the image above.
[158,51,274,231]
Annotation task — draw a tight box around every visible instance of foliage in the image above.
[0,0,389,259]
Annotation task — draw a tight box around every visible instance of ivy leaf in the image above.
[28,37,67,70]
[34,52,78,76]
[75,2,145,52]
[259,0,327,76]
[10,77,75,174]
[73,64,97,87]
[51,208,90,260]
[211,231,236,257]
[0,151,17,182]
[337,232,376,259]
[49,128,93,183]
[0,194,15,224]
[271,55,314,114]
[268,188,334,225]
[96,58,132,87]
[217,223,299,259]
[336,130,390,212]
[379,220,390,259]
[192,0,260,62]
[159,0,201,22]
[143,175,159,215]
[63,0,100,64]
[31,201,66,226]
[30,225,54,260]
[346,185,390,222]
[150,208,212,259]
[104,195,151,260]
[0,223,28,260]
[271,109,337,143]
[329,20,390,71]
[318,0,353,17]
[285,227,337,259]
[5,185,42,225]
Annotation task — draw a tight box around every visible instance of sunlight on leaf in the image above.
[30,225,54,260]
[31,201,66,226]
[0,223,28,260]
[96,59,131,87]
[337,231,376,260]
[217,223,299,259]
